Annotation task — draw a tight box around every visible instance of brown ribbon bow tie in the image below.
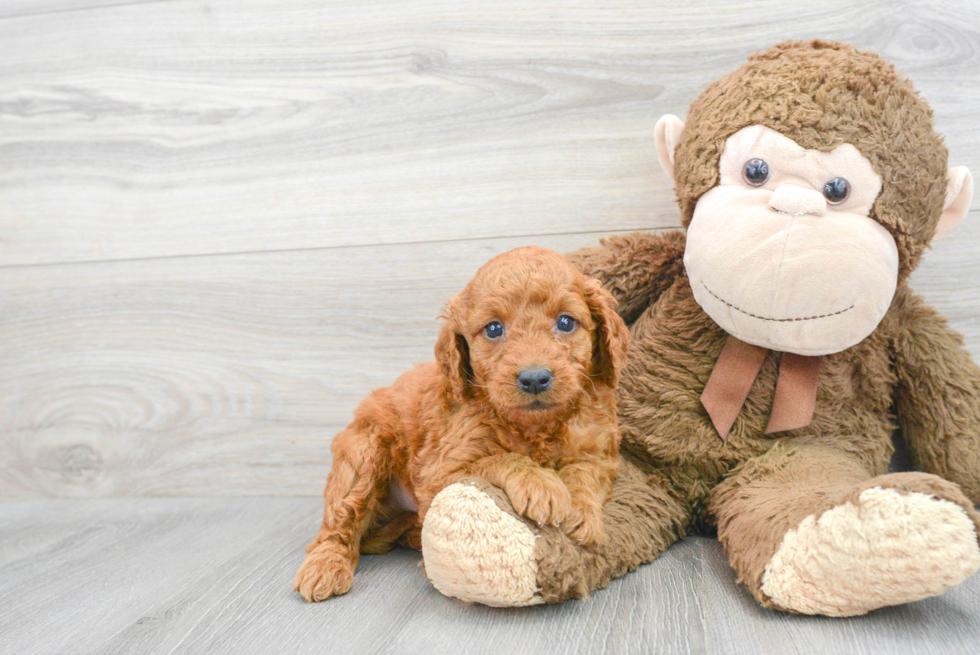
[700,335,822,440]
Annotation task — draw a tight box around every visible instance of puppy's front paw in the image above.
[504,468,571,527]
[565,497,604,549]
[293,544,356,602]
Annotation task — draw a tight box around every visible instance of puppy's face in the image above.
[436,247,629,427]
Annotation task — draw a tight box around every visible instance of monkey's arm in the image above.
[565,230,686,325]
[891,287,980,504]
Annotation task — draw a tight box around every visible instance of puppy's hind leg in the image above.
[294,423,392,602]
[361,507,419,554]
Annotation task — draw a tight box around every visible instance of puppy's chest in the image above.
[498,429,566,467]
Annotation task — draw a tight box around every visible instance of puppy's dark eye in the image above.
[742,158,770,187]
[483,321,504,340]
[556,315,576,333]
[823,177,850,204]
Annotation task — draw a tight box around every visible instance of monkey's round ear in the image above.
[933,166,973,242]
[655,114,686,182]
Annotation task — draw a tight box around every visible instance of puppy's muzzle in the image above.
[517,367,553,395]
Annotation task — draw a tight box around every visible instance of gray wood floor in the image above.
[1,497,978,655]
[2,0,980,653]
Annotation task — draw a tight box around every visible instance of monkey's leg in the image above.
[710,441,980,616]
[293,424,391,602]
[420,456,689,606]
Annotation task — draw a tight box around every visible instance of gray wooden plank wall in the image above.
[2,0,979,498]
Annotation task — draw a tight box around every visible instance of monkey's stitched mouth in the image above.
[701,281,854,323]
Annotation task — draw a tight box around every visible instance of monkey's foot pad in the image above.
[422,481,543,607]
[761,487,980,616]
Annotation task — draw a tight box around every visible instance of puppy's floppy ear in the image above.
[583,278,630,388]
[434,296,472,399]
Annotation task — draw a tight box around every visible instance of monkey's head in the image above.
[656,40,973,356]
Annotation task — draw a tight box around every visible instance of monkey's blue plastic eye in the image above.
[484,321,504,339]
[823,177,850,204]
[742,158,770,186]
[556,315,577,333]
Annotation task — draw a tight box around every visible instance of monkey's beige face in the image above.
[684,125,898,355]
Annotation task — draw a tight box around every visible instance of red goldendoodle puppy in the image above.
[294,246,630,602]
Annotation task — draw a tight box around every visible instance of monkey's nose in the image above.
[517,367,553,395]
[768,184,827,216]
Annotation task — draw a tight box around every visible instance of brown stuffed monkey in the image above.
[420,40,980,616]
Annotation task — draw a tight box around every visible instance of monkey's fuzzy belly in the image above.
[618,279,897,508]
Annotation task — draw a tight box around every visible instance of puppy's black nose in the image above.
[517,367,553,395]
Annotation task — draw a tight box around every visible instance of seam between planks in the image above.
[4,207,976,272]
[0,0,174,21]
[0,225,682,272]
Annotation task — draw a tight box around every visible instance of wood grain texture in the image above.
[0,231,653,497]
[0,0,170,20]
[1,0,978,266]
[0,497,976,655]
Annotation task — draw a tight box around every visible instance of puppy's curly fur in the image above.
[294,246,630,602]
